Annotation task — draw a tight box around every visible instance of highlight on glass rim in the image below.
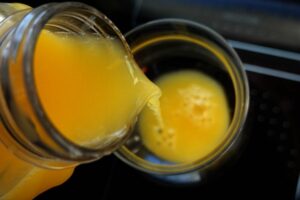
[1,1,299,200]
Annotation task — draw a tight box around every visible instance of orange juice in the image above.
[34,31,161,146]
[139,70,229,163]
[0,30,161,199]
[0,142,74,200]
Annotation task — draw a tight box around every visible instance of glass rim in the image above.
[114,18,250,175]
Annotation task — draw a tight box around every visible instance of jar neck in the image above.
[0,2,131,169]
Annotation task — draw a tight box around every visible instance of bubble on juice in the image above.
[153,126,176,149]
[179,85,214,126]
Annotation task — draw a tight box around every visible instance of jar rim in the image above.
[0,2,131,168]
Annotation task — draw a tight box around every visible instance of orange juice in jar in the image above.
[0,3,161,199]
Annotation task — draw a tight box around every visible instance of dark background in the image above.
[11,1,300,199]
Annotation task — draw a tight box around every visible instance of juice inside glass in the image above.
[115,19,249,184]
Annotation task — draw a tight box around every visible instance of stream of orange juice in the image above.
[139,70,230,163]
[0,30,161,199]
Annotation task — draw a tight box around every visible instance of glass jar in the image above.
[115,19,249,184]
[0,2,137,199]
